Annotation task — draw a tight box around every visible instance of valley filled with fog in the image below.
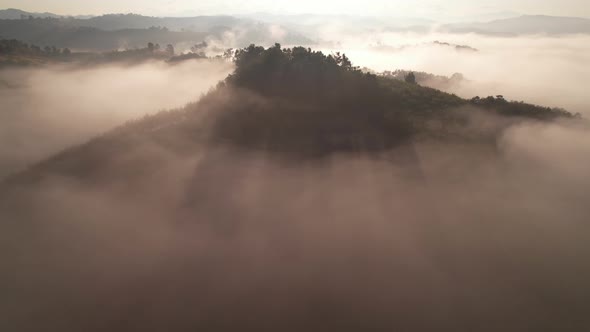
[321,32,590,115]
[0,60,232,178]
[2,32,589,178]
[1,6,590,332]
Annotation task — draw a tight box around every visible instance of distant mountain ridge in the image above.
[0,44,576,187]
[0,8,93,19]
[81,14,241,31]
[443,15,590,35]
[0,9,313,51]
[0,8,61,19]
[3,8,590,50]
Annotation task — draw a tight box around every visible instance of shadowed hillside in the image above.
[210,44,575,157]
[2,44,576,183]
[1,45,589,332]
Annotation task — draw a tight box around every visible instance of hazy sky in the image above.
[1,0,589,19]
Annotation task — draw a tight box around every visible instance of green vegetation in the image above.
[0,17,209,51]
[0,13,311,51]
[0,39,70,55]
[0,38,228,66]
[469,95,576,120]
[381,69,465,91]
[207,44,576,157]
[2,44,580,184]
[0,39,72,66]
[404,71,417,84]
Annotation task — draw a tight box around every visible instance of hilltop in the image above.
[1,44,588,332]
[1,44,576,187]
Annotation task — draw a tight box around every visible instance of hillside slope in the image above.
[1,44,575,185]
[1,45,588,332]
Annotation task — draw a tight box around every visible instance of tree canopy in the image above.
[206,44,578,158]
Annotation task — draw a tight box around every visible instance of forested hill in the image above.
[0,38,215,67]
[0,18,210,51]
[0,14,312,51]
[1,44,578,186]
[211,44,575,156]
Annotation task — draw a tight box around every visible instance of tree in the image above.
[148,42,155,52]
[329,52,353,69]
[166,44,175,56]
[191,42,208,56]
[62,48,71,56]
[222,48,235,61]
[332,52,342,65]
[341,54,352,69]
[405,72,417,84]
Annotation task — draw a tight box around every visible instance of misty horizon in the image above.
[1,2,590,331]
[2,7,590,21]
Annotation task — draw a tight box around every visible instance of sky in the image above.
[1,0,589,19]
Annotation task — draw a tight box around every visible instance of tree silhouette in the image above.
[191,42,208,56]
[207,44,576,157]
[166,44,175,55]
[222,48,235,61]
[405,72,417,84]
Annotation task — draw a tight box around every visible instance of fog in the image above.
[2,33,588,180]
[2,30,590,331]
[0,60,233,178]
[2,114,590,330]
[2,72,590,330]
[317,32,590,115]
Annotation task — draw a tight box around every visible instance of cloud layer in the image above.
[0,60,232,178]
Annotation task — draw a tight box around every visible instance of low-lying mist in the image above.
[2,85,590,330]
[1,38,590,331]
[0,60,233,178]
[317,32,590,115]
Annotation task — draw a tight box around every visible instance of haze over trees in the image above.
[0,43,579,180]
[2,44,577,180]
[442,15,590,35]
[1,4,590,330]
[0,39,70,57]
[1,42,589,332]
[382,70,465,91]
[208,44,576,155]
[404,71,417,84]
[0,38,231,66]
[0,11,312,51]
